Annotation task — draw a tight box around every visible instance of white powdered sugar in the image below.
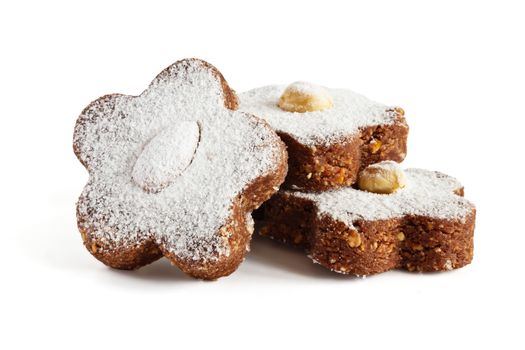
[365,160,404,173]
[74,60,283,261]
[284,81,332,100]
[131,121,200,193]
[287,169,474,227]
[239,84,399,146]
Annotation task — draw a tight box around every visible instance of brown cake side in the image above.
[279,112,408,192]
[311,210,475,275]
[260,169,475,276]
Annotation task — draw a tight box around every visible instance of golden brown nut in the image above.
[278,81,333,113]
[357,161,406,194]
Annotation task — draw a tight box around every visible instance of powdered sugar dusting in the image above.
[366,160,403,173]
[131,121,200,193]
[287,169,474,227]
[74,60,283,261]
[239,85,399,146]
[285,81,331,98]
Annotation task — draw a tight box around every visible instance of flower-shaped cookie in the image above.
[73,59,287,280]
[239,82,408,191]
[260,163,475,276]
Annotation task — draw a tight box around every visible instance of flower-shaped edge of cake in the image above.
[73,59,287,280]
[260,168,475,276]
[239,83,408,191]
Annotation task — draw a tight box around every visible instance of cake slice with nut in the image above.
[240,82,408,191]
[259,161,476,276]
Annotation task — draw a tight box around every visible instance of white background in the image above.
[1,1,524,349]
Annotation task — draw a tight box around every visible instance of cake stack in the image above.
[239,82,475,276]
